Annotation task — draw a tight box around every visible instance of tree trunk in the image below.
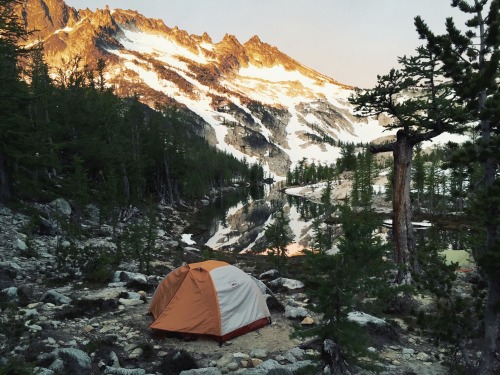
[477,98,500,373]
[478,275,500,374]
[323,339,351,375]
[392,130,415,284]
[120,163,130,202]
[0,151,11,201]
[163,154,174,206]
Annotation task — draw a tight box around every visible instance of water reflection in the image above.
[194,184,319,254]
[192,184,472,258]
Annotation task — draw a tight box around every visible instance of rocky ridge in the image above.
[15,0,391,177]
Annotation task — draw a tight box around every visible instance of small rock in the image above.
[251,358,263,367]
[287,347,305,360]
[40,290,72,305]
[416,351,430,361]
[1,287,19,303]
[113,271,148,285]
[284,305,308,319]
[128,348,143,359]
[268,277,304,290]
[99,325,118,334]
[233,352,249,361]
[28,324,43,332]
[16,238,27,251]
[226,362,239,371]
[83,325,94,333]
[37,348,91,374]
[49,198,72,216]
[300,316,314,325]
[347,311,387,326]
[283,352,296,364]
[216,353,235,368]
[103,367,146,375]
[402,348,415,355]
[249,348,267,358]
[118,298,144,306]
[66,340,77,347]
[259,269,279,279]
[179,368,222,375]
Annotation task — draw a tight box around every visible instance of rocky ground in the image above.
[0,196,476,374]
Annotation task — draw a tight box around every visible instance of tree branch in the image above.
[369,141,396,154]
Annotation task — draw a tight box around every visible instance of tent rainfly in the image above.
[149,260,271,342]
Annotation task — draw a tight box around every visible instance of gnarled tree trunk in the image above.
[479,275,500,374]
[370,130,417,284]
[392,130,416,284]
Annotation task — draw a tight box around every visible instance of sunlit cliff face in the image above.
[16,0,392,177]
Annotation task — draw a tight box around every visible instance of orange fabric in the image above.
[149,265,189,319]
[188,260,228,272]
[150,265,222,336]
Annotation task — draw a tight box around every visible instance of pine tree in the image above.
[349,46,466,284]
[337,142,357,172]
[416,1,500,371]
[0,0,30,201]
[264,208,292,272]
[301,204,393,360]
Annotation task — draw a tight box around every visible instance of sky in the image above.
[64,0,468,88]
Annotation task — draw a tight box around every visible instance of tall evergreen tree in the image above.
[416,1,500,372]
[0,0,30,201]
[264,208,293,272]
[349,46,466,284]
[302,204,393,360]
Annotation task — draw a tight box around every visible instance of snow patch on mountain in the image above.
[107,24,398,177]
[239,64,317,86]
[118,28,209,66]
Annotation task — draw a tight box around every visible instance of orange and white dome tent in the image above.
[149,260,271,343]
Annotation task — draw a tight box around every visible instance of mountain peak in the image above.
[15,0,78,40]
[201,32,212,44]
[221,33,242,47]
[17,0,367,177]
[246,35,262,45]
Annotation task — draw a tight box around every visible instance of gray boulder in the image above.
[16,238,27,251]
[179,369,222,375]
[259,269,279,280]
[268,278,304,290]
[113,271,148,287]
[49,198,72,217]
[1,287,19,302]
[0,261,22,279]
[103,367,146,375]
[251,276,269,295]
[284,305,308,319]
[38,348,91,375]
[0,286,29,306]
[41,290,72,305]
[266,369,293,375]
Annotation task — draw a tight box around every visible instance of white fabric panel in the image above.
[210,265,270,336]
